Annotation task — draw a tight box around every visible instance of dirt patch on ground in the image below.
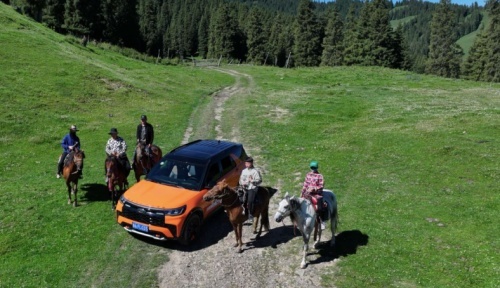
[159,69,339,288]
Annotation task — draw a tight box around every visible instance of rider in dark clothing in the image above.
[133,115,154,170]
[57,125,81,179]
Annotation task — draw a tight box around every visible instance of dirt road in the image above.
[159,69,339,288]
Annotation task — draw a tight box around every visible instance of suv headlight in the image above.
[164,205,186,216]
[119,194,127,204]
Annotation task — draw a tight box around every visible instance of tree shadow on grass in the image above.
[308,229,369,266]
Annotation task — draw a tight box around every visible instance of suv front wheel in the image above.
[179,213,202,245]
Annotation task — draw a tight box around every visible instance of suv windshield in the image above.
[146,158,205,191]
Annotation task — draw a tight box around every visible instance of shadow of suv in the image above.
[115,139,247,245]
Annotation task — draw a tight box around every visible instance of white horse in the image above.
[274,190,338,269]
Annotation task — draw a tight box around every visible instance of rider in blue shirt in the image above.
[57,125,81,178]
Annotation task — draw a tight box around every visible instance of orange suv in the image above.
[115,139,247,244]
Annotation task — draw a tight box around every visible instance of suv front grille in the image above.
[120,202,167,227]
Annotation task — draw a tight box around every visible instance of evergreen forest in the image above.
[3,0,500,82]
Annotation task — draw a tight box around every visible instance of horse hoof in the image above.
[233,243,239,248]
[300,263,307,269]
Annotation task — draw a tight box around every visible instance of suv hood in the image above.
[123,180,200,209]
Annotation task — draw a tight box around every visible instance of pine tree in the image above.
[208,3,239,60]
[43,0,65,33]
[393,24,413,70]
[342,4,359,66]
[101,0,140,48]
[321,6,344,66]
[138,0,162,55]
[64,0,103,39]
[268,13,293,67]
[484,0,500,82]
[197,13,209,58]
[462,27,488,81]
[425,0,463,78]
[370,0,397,68]
[293,0,322,67]
[246,7,267,65]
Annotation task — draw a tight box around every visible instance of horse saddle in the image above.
[63,152,74,166]
[310,196,329,221]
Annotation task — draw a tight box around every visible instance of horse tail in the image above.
[261,200,270,231]
[260,188,271,231]
[332,206,338,234]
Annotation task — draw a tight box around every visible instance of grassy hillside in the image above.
[1,2,499,288]
[457,12,490,58]
[390,15,417,29]
[220,66,500,287]
[0,3,233,287]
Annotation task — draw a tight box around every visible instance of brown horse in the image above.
[62,149,85,207]
[203,179,276,253]
[105,155,129,209]
[133,143,162,182]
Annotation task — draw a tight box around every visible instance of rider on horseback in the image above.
[239,157,262,223]
[132,115,154,171]
[105,128,131,182]
[57,125,82,179]
[301,161,326,229]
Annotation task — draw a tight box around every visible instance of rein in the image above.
[213,186,240,208]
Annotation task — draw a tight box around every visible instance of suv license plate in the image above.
[132,222,149,233]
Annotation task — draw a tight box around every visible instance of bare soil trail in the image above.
[159,68,339,288]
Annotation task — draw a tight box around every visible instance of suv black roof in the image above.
[166,139,242,164]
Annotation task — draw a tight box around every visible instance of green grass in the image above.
[0,3,232,287]
[2,3,499,287]
[390,15,417,29]
[220,66,500,287]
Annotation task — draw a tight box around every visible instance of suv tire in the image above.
[179,213,202,245]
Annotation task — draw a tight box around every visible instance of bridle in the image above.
[209,185,240,208]
[71,151,83,175]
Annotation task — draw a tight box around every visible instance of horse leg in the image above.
[301,236,310,269]
[314,221,322,249]
[329,208,338,247]
[252,213,259,234]
[232,222,239,248]
[73,182,78,207]
[237,224,243,253]
[66,182,72,205]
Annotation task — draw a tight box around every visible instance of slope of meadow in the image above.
[0,3,232,287]
[1,2,499,287]
[221,66,500,287]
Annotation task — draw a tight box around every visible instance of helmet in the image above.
[309,161,318,169]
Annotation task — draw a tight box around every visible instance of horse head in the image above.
[203,179,231,201]
[105,155,117,178]
[274,192,302,223]
[72,150,85,173]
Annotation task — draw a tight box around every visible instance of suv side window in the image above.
[205,162,221,187]
[220,155,236,176]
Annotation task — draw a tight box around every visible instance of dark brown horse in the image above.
[203,179,276,253]
[105,155,129,209]
[62,149,85,207]
[133,143,162,182]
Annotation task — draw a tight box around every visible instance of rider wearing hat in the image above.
[105,128,131,173]
[132,115,154,170]
[239,157,262,223]
[57,125,81,179]
[301,160,326,229]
